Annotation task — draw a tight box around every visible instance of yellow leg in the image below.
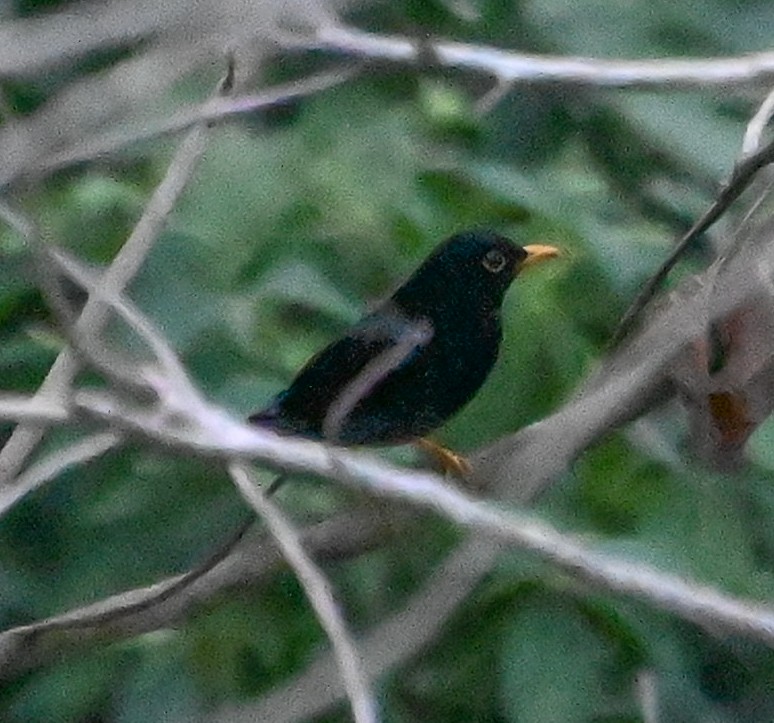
[415,438,472,477]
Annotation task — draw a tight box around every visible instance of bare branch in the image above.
[22,193,763,664]
[743,86,774,157]
[0,0,336,78]
[310,25,774,88]
[0,69,220,486]
[0,0,185,76]
[635,669,661,723]
[7,9,774,721]
[0,395,69,424]
[315,458,774,646]
[0,505,393,678]
[5,67,358,189]
[0,432,123,519]
[228,462,379,723]
[36,243,774,703]
[0,0,343,188]
[18,516,253,637]
[3,204,774,697]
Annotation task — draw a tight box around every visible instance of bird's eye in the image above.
[482,249,507,273]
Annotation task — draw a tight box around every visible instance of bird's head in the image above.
[391,230,559,319]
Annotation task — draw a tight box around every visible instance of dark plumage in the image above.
[250,230,558,450]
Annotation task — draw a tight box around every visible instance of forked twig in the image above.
[0,75,219,484]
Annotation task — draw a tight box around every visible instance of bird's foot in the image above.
[415,438,472,477]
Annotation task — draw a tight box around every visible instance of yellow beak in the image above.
[520,244,561,271]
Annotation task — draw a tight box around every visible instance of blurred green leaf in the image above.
[499,593,629,722]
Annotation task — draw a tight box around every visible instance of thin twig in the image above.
[6,67,358,188]
[31,247,156,400]
[612,134,774,345]
[228,462,379,723]
[0,505,393,676]
[15,514,254,635]
[0,432,123,519]
[323,317,432,441]
[47,248,193,386]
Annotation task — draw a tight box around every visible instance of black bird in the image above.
[250,230,559,473]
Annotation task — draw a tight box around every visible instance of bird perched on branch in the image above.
[250,230,559,475]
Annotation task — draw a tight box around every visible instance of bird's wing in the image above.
[321,312,434,440]
[250,311,433,440]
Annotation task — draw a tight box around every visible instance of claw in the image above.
[415,438,472,477]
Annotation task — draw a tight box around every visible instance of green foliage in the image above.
[2,0,774,721]
[499,594,636,722]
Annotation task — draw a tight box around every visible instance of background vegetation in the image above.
[1,0,774,721]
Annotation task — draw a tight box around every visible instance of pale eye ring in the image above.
[482,249,507,273]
